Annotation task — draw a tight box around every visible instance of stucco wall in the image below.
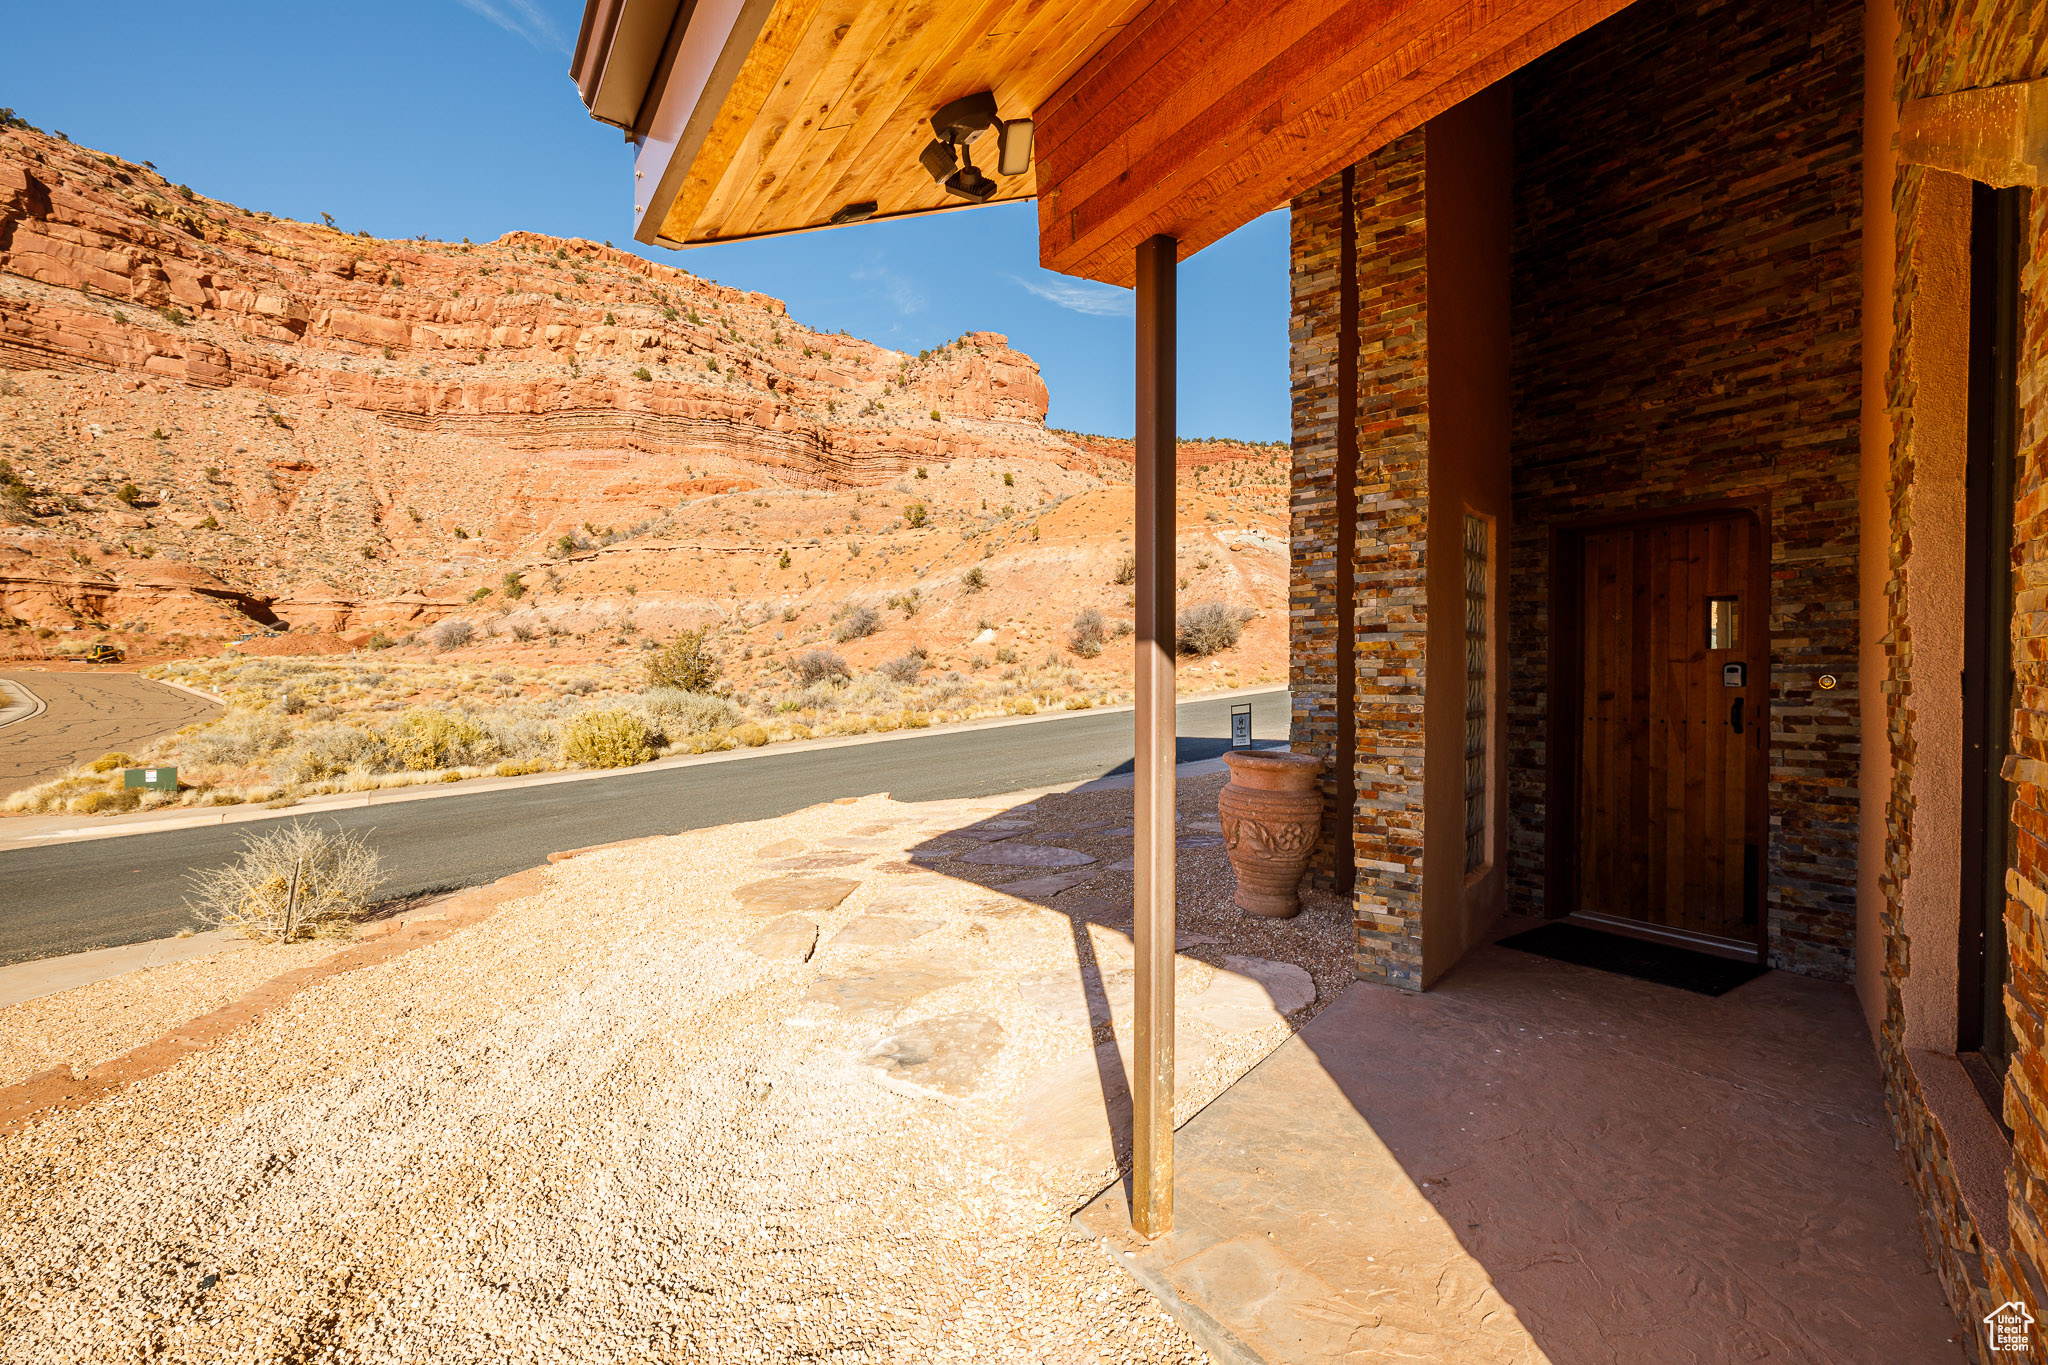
[1421,87,1514,985]
[1900,168,1974,1053]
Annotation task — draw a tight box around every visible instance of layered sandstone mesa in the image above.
[0,121,1076,633]
[0,119,1290,681]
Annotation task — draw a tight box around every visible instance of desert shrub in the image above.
[509,623,536,642]
[186,821,383,943]
[1176,601,1253,656]
[88,751,135,773]
[74,789,141,815]
[904,502,927,528]
[285,723,389,782]
[732,723,770,748]
[381,708,491,771]
[1112,554,1136,586]
[639,687,740,737]
[646,628,721,692]
[561,707,656,769]
[876,652,925,684]
[790,648,851,686]
[1067,608,1108,659]
[495,758,548,778]
[175,710,296,767]
[961,565,987,592]
[428,617,474,651]
[833,604,880,642]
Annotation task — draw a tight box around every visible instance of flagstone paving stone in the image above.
[743,915,819,963]
[805,956,977,1018]
[730,875,862,915]
[959,843,1097,868]
[1187,957,1317,1032]
[861,1012,1006,1099]
[995,868,1102,899]
[828,916,942,948]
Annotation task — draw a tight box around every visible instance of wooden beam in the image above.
[1036,0,1633,285]
[1131,232,1177,1239]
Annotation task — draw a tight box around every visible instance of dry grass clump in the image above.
[639,687,740,737]
[427,617,474,650]
[790,648,850,686]
[832,603,881,643]
[1177,600,1254,656]
[1067,608,1108,659]
[186,821,382,943]
[561,707,657,768]
[876,651,925,684]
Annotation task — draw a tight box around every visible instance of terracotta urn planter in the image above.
[1218,750,1324,919]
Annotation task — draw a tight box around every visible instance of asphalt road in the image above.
[0,688,1290,966]
[0,670,221,797]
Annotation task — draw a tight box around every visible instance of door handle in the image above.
[1729,697,1744,734]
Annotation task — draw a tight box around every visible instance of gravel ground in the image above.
[0,772,1352,1363]
[0,937,350,1088]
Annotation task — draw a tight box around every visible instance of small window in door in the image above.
[1464,512,1490,874]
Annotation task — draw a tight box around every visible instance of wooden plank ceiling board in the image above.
[583,0,1639,277]
[649,0,1155,248]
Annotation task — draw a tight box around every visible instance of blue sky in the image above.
[0,1,1290,441]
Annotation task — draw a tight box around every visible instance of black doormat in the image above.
[1497,922,1767,997]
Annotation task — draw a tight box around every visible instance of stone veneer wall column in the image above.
[1502,0,1867,979]
[1289,174,1351,893]
[1881,0,2048,1349]
[1291,133,1433,987]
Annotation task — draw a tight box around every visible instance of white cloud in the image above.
[450,0,568,52]
[853,264,925,316]
[1011,272,1134,318]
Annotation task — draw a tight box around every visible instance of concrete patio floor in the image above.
[1077,931,1965,1364]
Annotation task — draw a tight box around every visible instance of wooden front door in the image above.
[1568,510,1768,955]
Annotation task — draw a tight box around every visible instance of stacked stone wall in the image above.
[1502,0,1867,979]
[1288,178,1347,892]
[1346,136,1433,988]
[1288,133,1433,986]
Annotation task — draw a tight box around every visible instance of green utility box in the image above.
[123,766,178,792]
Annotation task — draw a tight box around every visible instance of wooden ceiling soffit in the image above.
[1035,0,1639,286]
[643,0,1151,248]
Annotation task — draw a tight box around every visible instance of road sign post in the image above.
[1231,704,1252,750]
[123,766,178,792]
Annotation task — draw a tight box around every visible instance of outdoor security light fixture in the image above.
[830,201,879,225]
[918,140,958,182]
[996,119,1034,176]
[930,91,1000,146]
[917,91,1031,202]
